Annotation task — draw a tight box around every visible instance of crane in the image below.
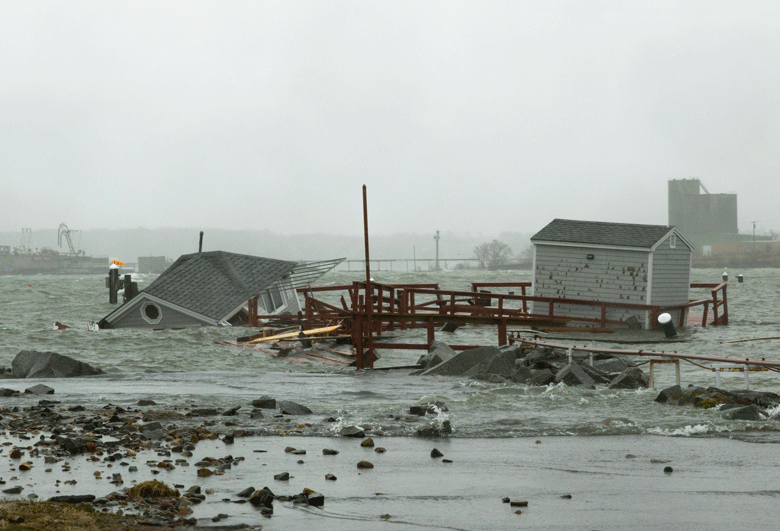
[58,223,80,256]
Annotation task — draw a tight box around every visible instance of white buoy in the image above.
[722,271,728,282]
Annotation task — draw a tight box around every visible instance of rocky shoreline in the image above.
[2,346,780,528]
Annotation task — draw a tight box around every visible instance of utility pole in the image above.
[434,230,440,271]
[753,221,757,265]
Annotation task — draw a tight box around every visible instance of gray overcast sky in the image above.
[1,1,778,236]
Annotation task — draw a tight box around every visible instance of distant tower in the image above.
[434,230,440,271]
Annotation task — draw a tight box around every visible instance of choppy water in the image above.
[2,268,779,442]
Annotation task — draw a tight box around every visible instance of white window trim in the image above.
[141,301,163,325]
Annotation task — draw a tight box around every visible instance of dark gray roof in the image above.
[531,219,681,249]
[142,251,299,320]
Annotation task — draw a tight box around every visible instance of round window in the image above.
[141,302,163,324]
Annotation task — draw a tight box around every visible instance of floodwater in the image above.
[1,268,779,529]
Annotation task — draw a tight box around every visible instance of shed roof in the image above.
[99,251,344,327]
[531,219,691,250]
[141,251,299,320]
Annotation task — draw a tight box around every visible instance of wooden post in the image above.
[248,297,258,327]
[108,265,119,304]
[498,318,507,346]
[427,316,435,347]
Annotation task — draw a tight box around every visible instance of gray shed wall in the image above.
[649,234,692,325]
[109,300,210,329]
[532,244,651,327]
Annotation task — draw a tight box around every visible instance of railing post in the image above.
[427,316,435,347]
[521,285,528,314]
[498,318,507,346]
[702,302,709,327]
[711,290,719,325]
[354,314,364,370]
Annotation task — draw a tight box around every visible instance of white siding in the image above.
[650,235,692,325]
[111,302,210,329]
[533,244,650,326]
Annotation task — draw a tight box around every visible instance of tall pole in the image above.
[753,221,757,265]
[362,185,373,369]
[434,230,440,271]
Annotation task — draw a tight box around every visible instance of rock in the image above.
[0,388,18,397]
[307,491,325,507]
[221,406,240,416]
[237,487,255,498]
[409,402,448,416]
[249,487,274,508]
[416,341,457,371]
[579,364,613,385]
[251,396,277,409]
[188,408,218,416]
[465,349,517,379]
[528,368,555,386]
[357,461,374,469]
[664,466,673,474]
[431,448,443,458]
[607,367,649,389]
[325,473,337,481]
[141,429,164,441]
[24,384,54,395]
[440,322,461,333]
[277,400,312,415]
[361,437,374,447]
[3,486,23,494]
[555,362,596,388]
[679,387,753,409]
[416,420,452,437]
[593,357,631,374]
[49,495,96,503]
[323,448,339,455]
[420,346,502,377]
[655,385,683,404]
[511,363,532,384]
[11,350,104,378]
[340,426,365,438]
[273,472,290,481]
[721,404,763,421]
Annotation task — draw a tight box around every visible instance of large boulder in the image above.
[416,341,457,371]
[465,349,517,379]
[11,351,104,379]
[721,404,763,421]
[607,367,650,389]
[555,362,596,388]
[420,346,501,377]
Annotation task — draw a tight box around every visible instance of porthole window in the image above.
[141,302,163,324]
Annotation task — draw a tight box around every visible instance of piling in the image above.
[657,312,677,338]
[108,264,120,304]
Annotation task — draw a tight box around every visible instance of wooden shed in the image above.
[98,251,343,329]
[530,219,694,330]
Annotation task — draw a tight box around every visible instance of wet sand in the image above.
[4,432,779,530]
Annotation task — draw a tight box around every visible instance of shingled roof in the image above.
[531,219,690,249]
[141,251,299,321]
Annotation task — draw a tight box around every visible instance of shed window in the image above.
[141,302,163,324]
[669,235,676,249]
